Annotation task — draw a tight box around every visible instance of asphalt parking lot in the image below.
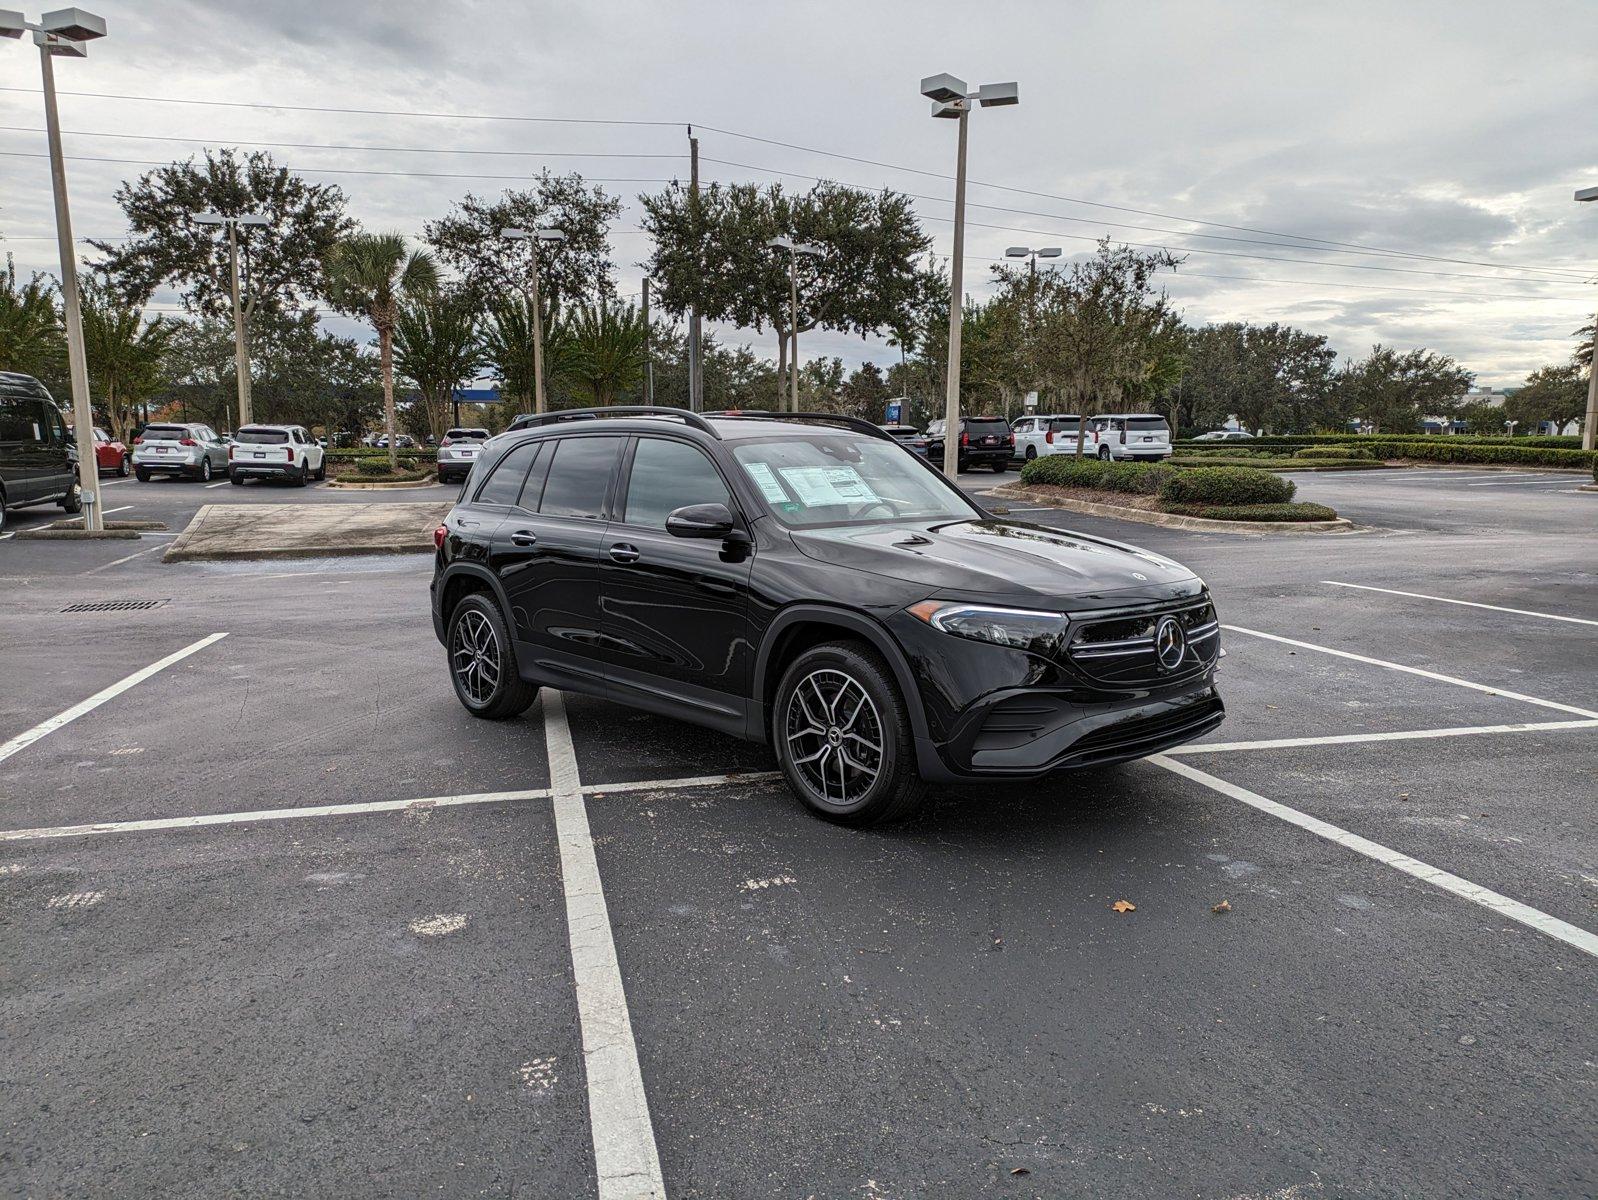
[2,466,1595,1199]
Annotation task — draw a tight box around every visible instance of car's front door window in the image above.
[621,438,732,529]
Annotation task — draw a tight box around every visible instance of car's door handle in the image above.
[510,529,538,547]
[608,542,640,563]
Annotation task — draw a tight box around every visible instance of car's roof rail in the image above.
[701,409,898,444]
[506,406,720,437]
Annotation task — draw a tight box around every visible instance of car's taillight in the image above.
[1006,433,1014,445]
[433,524,447,550]
[228,445,234,459]
[960,432,969,446]
[286,447,295,461]
[179,437,196,446]
[1045,430,1054,444]
[440,437,453,447]
[133,436,143,445]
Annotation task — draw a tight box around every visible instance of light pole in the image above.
[2,6,109,530]
[766,236,824,412]
[194,211,269,429]
[921,73,1018,476]
[500,226,565,414]
[1575,187,1598,451]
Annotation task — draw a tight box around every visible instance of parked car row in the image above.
[873,411,1175,470]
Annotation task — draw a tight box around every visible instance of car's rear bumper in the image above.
[133,456,202,473]
[230,462,302,477]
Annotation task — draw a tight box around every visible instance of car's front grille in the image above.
[1065,598,1219,687]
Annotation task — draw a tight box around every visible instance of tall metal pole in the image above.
[941,107,969,478]
[39,41,102,531]
[227,220,253,428]
[687,128,703,412]
[529,245,547,415]
[1584,306,1597,451]
[641,276,654,404]
[788,252,801,413]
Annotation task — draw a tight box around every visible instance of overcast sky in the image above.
[2,0,1595,388]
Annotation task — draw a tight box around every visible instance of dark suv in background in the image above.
[431,407,1223,825]
[926,415,1014,472]
[0,372,81,533]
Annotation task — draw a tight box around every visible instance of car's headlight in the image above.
[907,601,1068,655]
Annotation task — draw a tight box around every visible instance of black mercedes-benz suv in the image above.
[431,407,1224,824]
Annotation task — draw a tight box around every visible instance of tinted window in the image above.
[624,438,731,529]
[0,400,34,443]
[236,428,289,444]
[1128,417,1170,433]
[475,441,542,507]
[445,428,489,440]
[1047,417,1083,432]
[144,425,189,439]
[965,418,1009,437]
[537,437,621,519]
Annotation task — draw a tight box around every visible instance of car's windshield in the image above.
[730,434,979,528]
[236,428,289,444]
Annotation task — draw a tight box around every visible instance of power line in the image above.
[1,85,1580,280]
[0,149,672,184]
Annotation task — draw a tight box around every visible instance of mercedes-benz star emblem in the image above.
[1154,616,1187,670]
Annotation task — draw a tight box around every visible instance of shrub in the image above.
[356,458,394,476]
[1296,445,1374,460]
[1158,465,1295,506]
[1018,455,1170,495]
[1160,501,1340,522]
[1384,441,1592,468]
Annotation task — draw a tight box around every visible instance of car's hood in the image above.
[789,518,1198,605]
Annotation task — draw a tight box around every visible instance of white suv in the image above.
[229,424,325,486]
[436,427,491,485]
[1084,414,1172,461]
[1011,413,1085,462]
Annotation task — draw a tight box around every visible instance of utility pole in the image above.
[942,106,969,478]
[1577,188,1598,450]
[500,227,566,415]
[767,237,824,413]
[687,127,703,412]
[227,221,252,426]
[641,276,654,404]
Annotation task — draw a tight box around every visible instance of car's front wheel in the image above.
[117,454,130,477]
[447,593,539,720]
[773,642,925,825]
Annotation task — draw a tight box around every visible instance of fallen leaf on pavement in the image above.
[1112,900,1136,913]
[1010,1167,1031,1176]
[1212,900,1231,913]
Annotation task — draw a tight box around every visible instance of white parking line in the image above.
[81,543,165,575]
[204,480,231,489]
[1151,755,1598,961]
[1222,625,1598,720]
[0,787,551,842]
[1465,477,1583,487]
[1322,581,1598,627]
[0,633,229,765]
[542,691,666,1200]
[1169,719,1598,755]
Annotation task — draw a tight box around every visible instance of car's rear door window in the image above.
[475,441,543,507]
[622,437,731,529]
[536,437,622,520]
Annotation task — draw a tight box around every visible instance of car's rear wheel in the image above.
[135,467,150,482]
[773,642,925,826]
[229,471,245,485]
[1024,445,1037,461]
[448,593,539,719]
[59,480,82,513]
[294,460,309,487]
[1098,446,1112,461]
[199,459,213,482]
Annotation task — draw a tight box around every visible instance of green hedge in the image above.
[1157,465,1296,506]
[327,448,438,464]
[1383,441,1593,468]
[355,458,394,476]
[1295,445,1375,460]
[1177,433,1581,450]
[1171,454,1383,470]
[1161,501,1340,522]
[1018,455,1170,495]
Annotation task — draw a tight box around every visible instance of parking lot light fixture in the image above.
[921,72,1019,476]
[500,227,566,414]
[194,211,271,428]
[2,7,108,528]
[1575,187,1597,450]
[767,236,825,411]
[1005,244,1062,281]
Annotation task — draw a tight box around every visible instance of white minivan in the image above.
[1010,414,1084,462]
[1085,413,1172,461]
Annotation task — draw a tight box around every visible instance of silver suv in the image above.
[133,422,230,482]
[436,427,490,485]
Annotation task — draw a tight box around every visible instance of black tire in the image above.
[1098,446,1112,461]
[773,641,926,826]
[992,460,1009,472]
[229,471,245,486]
[447,593,539,720]
[117,454,130,477]
[294,461,309,487]
[59,479,82,513]
[0,490,7,535]
[1024,446,1037,461]
[198,458,213,482]
[314,457,327,482]
[135,467,151,482]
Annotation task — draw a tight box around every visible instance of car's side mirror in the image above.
[666,502,736,539]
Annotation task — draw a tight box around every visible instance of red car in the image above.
[92,427,130,477]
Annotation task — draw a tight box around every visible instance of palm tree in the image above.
[394,288,483,442]
[79,279,176,444]
[554,300,646,406]
[326,233,438,466]
[0,258,62,379]
[481,296,538,416]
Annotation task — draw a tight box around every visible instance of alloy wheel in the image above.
[784,668,884,807]
[451,608,501,705]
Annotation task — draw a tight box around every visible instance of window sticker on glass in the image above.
[778,465,881,507]
[743,461,791,504]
